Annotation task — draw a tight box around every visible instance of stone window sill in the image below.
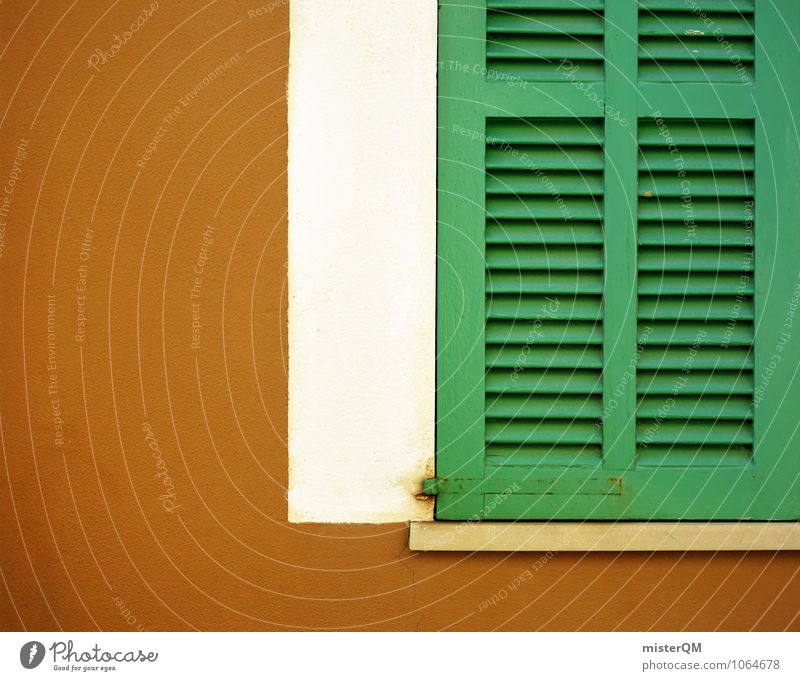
[409,521,800,552]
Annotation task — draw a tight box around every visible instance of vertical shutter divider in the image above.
[600,1,639,471]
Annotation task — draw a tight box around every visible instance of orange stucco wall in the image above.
[1,1,798,632]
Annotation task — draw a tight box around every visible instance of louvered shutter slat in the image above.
[485,116,605,468]
[636,118,754,466]
[639,0,755,83]
[486,0,605,81]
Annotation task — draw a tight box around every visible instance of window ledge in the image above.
[409,522,800,552]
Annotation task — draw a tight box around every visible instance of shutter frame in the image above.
[436,0,800,520]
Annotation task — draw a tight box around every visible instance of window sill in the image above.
[409,521,800,552]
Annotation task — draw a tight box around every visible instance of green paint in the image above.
[436,0,800,520]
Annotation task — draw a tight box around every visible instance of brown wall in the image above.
[0,0,798,632]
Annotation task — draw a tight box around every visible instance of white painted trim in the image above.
[287,1,437,522]
[410,522,800,551]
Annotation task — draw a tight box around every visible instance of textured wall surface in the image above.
[1,0,799,632]
[288,0,436,523]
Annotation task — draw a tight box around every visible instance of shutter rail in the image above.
[421,476,622,496]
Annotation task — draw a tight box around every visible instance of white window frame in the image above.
[287,0,800,550]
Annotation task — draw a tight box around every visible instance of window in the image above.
[433,0,800,521]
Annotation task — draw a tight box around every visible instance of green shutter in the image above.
[436,0,800,520]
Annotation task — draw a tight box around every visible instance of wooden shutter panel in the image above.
[638,0,755,83]
[486,0,606,81]
[486,117,605,468]
[435,0,800,520]
[636,118,755,467]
